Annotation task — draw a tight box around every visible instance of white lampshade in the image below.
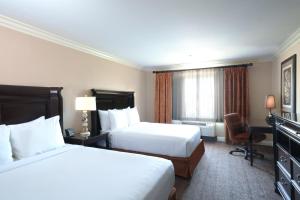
[75,97,96,111]
[265,95,276,109]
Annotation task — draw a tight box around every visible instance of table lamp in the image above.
[265,95,276,117]
[75,96,96,137]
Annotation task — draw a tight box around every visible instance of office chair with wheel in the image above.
[224,113,266,159]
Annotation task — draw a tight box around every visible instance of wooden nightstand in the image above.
[64,132,110,149]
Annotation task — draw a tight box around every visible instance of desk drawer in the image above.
[278,145,290,173]
[292,181,300,200]
[294,185,300,200]
[278,167,291,199]
[292,158,300,188]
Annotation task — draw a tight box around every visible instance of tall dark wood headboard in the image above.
[91,89,134,135]
[0,85,63,129]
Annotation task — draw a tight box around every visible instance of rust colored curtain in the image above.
[224,67,249,144]
[155,72,173,123]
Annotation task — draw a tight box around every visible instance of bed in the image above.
[0,85,176,200]
[91,89,205,178]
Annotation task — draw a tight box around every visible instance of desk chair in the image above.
[224,113,266,159]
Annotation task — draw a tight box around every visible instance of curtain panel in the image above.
[172,68,224,122]
[224,67,249,144]
[155,72,173,123]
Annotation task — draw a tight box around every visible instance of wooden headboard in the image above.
[91,89,134,135]
[0,85,63,129]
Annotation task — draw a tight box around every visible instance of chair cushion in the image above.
[231,132,249,144]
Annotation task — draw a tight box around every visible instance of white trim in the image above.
[217,136,225,142]
[0,15,140,69]
[277,27,300,55]
[257,140,273,147]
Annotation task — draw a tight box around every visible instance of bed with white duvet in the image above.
[0,115,175,200]
[97,107,205,178]
[109,122,202,157]
[0,145,175,200]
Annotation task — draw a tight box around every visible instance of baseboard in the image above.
[201,136,217,142]
[217,136,225,142]
[216,136,272,146]
[257,140,273,147]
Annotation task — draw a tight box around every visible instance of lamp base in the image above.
[265,115,275,126]
[80,131,90,137]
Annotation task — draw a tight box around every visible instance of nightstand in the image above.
[64,132,110,149]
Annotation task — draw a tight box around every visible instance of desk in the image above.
[248,122,273,166]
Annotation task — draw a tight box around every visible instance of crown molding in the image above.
[0,15,141,69]
[148,56,274,71]
[277,27,300,56]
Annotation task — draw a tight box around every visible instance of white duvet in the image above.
[110,122,201,157]
[0,145,174,200]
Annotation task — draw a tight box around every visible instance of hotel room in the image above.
[0,1,300,200]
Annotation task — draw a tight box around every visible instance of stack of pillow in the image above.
[98,107,140,132]
[0,116,65,165]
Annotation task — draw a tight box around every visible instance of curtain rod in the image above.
[152,63,253,74]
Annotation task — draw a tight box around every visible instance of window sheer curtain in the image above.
[173,68,224,122]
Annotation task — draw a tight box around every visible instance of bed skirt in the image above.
[112,140,205,178]
[168,187,176,200]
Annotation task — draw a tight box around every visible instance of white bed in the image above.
[0,145,175,200]
[109,122,202,157]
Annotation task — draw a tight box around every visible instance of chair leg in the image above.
[229,147,247,157]
[229,145,264,160]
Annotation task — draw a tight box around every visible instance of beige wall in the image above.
[248,62,273,123]
[248,62,273,142]
[0,26,148,132]
[145,72,155,122]
[272,41,300,113]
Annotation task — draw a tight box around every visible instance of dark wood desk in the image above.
[248,122,273,166]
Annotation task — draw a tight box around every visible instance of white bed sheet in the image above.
[109,122,201,157]
[0,145,174,200]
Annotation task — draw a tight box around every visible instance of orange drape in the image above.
[155,72,173,123]
[224,67,249,144]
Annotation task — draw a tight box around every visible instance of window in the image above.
[172,68,224,122]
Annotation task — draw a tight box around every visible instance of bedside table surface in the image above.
[64,132,109,148]
[70,133,107,140]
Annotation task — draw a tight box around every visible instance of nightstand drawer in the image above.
[64,137,84,145]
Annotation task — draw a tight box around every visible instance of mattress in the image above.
[0,145,174,200]
[109,122,201,157]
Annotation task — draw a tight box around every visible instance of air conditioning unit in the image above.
[180,121,216,141]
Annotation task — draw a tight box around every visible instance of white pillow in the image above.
[9,116,65,159]
[9,116,46,159]
[0,125,13,165]
[44,115,65,149]
[98,110,111,131]
[108,109,128,130]
[127,107,140,126]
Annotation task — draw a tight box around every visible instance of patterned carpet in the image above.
[175,142,281,200]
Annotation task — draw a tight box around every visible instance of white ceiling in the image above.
[1,0,300,69]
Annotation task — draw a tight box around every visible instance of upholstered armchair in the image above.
[224,113,266,159]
